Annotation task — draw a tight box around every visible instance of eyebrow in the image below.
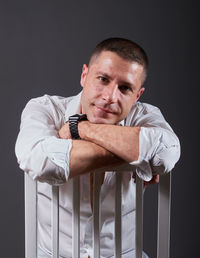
[96,71,112,80]
[96,71,136,90]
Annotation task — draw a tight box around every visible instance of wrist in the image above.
[78,121,91,140]
[68,114,87,139]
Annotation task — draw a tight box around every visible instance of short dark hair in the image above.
[88,37,149,85]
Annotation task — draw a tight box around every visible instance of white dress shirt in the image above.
[15,92,180,258]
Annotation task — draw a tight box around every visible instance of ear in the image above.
[136,87,145,101]
[80,64,88,88]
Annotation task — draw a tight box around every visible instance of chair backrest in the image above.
[24,166,171,258]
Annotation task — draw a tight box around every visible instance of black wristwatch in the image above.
[68,114,87,139]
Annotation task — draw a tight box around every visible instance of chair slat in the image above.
[24,173,37,258]
[93,172,101,258]
[136,174,143,258]
[115,172,122,258]
[72,176,80,258]
[52,186,59,258]
[157,173,171,258]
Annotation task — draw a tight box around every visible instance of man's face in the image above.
[80,51,145,124]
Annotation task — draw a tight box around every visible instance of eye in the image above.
[98,76,109,83]
[119,85,131,93]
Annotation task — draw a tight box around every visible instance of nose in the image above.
[102,83,119,103]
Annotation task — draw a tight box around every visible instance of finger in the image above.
[132,172,136,183]
[143,175,160,187]
[155,175,160,183]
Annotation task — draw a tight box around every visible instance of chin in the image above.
[89,116,116,125]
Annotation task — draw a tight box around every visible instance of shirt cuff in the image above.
[129,127,163,181]
[129,127,180,181]
[41,136,72,181]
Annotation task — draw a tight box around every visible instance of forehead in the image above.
[89,51,144,83]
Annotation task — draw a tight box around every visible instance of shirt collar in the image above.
[64,91,125,126]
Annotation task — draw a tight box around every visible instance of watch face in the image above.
[69,114,80,119]
[69,114,87,121]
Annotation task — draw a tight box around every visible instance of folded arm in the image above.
[63,102,181,181]
[16,96,180,185]
[68,140,123,178]
[15,96,123,184]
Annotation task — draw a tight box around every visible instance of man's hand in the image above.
[58,122,72,139]
[132,173,160,188]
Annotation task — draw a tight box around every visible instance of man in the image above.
[15,38,180,258]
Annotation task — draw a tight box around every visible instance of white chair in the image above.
[24,165,171,258]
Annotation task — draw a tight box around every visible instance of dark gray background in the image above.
[0,0,199,257]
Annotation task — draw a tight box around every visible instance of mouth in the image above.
[95,105,115,114]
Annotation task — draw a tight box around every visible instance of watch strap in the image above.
[69,114,87,139]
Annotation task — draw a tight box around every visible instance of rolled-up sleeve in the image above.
[128,103,181,181]
[15,96,72,185]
